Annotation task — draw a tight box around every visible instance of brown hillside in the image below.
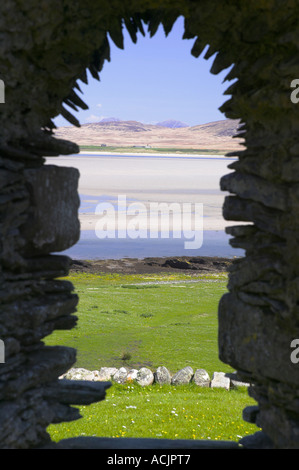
[54,119,244,151]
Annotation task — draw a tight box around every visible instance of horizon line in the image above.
[55,117,233,129]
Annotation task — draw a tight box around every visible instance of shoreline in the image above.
[69,255,235,275]
[77,150,231,159]
[46,152,241,235]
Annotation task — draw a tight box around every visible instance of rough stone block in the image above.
[136,367,154,386]
[154,366,171,385]
[220,172,288,211]
[127,369,138,382]
[97,367,118,381]
[218,293,299,386]
[192,369,210,387]
[113,367,128,384]
[21,165,80,255]
[171,367,193,385]
[211,372,230,390]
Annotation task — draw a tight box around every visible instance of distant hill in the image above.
[54,118,243,151]
[99,117,121,123]
[188,120,242,138]
[156,119,189,128]
[81,120,153,133]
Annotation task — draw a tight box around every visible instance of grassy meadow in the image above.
[45,271,259,443]
[79,145,225,155]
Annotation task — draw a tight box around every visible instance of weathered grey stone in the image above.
[127,369,138,382]
[154,366,171,385]
[45,379,111,406]
[192,369,210,387]
[97,367,118,381]
[222,196,285,237]
[60,368,96,381]
[136,368,154,386]
[210,372,230,391]
[220,172,288,211]
[21,165,80,255]
[218,293,299,386]
[171,367,193,385]
[0,346,76,401]
[113,368,128,384]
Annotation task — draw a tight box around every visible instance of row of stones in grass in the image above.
[60,366,250,391]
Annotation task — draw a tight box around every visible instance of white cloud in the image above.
[96,103,102,108]
[85,114,101,122]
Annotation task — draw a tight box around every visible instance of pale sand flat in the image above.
[46,154,241,233]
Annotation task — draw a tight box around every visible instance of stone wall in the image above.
[1,0,299,449]
[61,366,250,390]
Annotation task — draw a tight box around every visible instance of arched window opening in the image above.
[45,16,252,446]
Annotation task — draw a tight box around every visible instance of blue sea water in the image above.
[51,154,243,260]
[61,228,243,260]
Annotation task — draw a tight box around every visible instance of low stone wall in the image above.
[61,366,250,391]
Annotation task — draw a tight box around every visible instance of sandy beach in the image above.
[46,152,237,233]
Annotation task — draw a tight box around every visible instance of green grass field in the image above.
[45,272,259,443]
[46,272,232,375]
[79,145,226,155]
[49,383,257,443]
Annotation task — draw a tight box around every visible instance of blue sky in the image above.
[54,16,234,128]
